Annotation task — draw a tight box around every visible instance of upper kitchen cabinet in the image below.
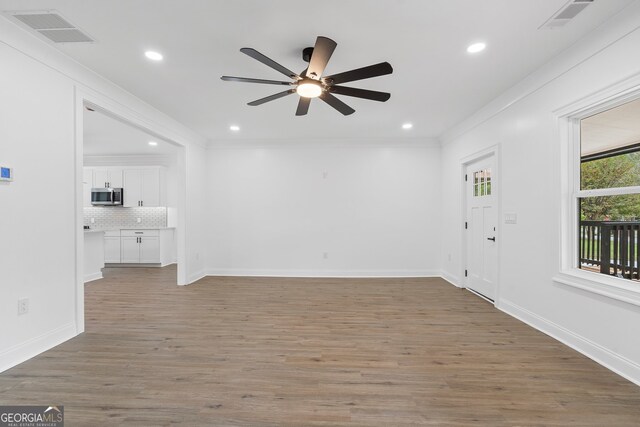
[92,168,123,188]
[123,168,162,207]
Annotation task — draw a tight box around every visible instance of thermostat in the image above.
[0,166,13,182]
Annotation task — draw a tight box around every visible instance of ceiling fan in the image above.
[221,36,393,116]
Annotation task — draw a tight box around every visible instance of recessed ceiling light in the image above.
[148,141,158,146]
[467,42,486,54]
[402,123,413,130]
[145,51,163,61]
[229,125,240,131]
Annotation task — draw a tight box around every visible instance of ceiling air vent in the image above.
[540,0,595,29]
[6,10,95,43]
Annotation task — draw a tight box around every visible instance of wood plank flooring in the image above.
[1,266,640,425]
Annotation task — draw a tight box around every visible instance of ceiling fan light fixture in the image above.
[296,80,323,98]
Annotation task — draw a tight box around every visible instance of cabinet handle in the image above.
[141,200,144,207]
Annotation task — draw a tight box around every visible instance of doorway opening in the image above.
[74,93,188,334]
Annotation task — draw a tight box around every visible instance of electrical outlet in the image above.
[18,298,29,315]
[137,217,142,223]
[323,252,328,259]
[90,217,95,224]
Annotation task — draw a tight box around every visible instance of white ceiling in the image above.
[582,98,640,157]
[1,0,636,142]
[84,108,177,156]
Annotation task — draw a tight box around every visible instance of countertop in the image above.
[84,227,176,233]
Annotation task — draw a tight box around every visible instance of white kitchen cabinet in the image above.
[123,168,160,207]
[139,237,160,263]
[93,168,123,188]
[120,230,161,263]
[104,236,122,263]
[120,236,141,263]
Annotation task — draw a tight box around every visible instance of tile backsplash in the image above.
[84,207,167,229]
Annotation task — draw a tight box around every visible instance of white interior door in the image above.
[465,155,498,301]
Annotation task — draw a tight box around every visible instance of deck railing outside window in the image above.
[579,221,640,281]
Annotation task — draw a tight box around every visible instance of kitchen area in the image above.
[82,107,179,283]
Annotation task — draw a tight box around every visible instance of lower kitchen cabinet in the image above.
[121,230,160,263]
[105,229,174,266]
[140,236,160,263]
[104,236,122,263]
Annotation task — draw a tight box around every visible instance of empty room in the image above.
[2,0,640,425]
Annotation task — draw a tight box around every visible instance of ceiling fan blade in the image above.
[307,36,337,80]
[221,76,293,86]
[296,97,311,116]
[323,62,393,85]
[247,89,296,106]
[240,48,299,79]
[329,86,391,102]
[319,92,355,116]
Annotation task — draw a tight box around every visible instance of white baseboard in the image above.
[206,268,442,278]
[0,322,77,373]
[187,269,207,285]
[160,261,177,268]
[84,272,103,283]
[440,271,462,288]
[499,299,640,387]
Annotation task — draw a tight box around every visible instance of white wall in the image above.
[0,41,77,371]
[0,17,207,372]
[206,141,441,276]
[440,3,640,384]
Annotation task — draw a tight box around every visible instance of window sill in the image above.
[553,269,640,307]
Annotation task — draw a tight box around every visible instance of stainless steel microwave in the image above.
[91,188,123,206]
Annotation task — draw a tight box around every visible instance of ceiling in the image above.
[582,98,640,157]
[1,0,636,142]
[84,108,177,156]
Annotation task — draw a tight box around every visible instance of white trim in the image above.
[440,271,462,288]
[553,271,640,307]
[0,323,76,373]
[578,185,640,198]
[84,272,103,283]
[84,154,174,167]
[187,270,207,285]
[208,137,440,150]
[206,269,442,278]
[74,86,84,335]
[499,299,640,387]
[160,262,177,268]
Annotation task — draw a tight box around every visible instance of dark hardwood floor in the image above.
[1,265,639,425]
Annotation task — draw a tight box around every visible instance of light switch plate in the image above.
[504,212,517,224]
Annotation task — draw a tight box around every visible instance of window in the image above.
[473,168,492,197]
[577,98,640,283]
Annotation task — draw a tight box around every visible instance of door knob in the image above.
[487,237,496,242]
